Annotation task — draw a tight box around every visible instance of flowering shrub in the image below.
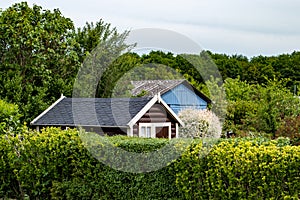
[178,109,222,138]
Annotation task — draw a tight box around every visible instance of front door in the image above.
[156,127,169,138]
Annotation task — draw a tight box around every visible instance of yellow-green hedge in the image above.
[175,139,300,199]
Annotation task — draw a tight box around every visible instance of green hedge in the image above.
[0,128,183,199]
[175,138,300,199]
[0,127,299,199]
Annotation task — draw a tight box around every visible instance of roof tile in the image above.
[32,97,152,127]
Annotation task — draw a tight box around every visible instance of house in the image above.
[131,79,211,114]
[30,94,183,139]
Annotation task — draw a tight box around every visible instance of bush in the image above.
[178,109,222,138]
[1,127,184,199]
[174,139,300,199]
[276,115,300,145]
[224,78,300,136]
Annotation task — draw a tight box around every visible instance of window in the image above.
[139,123,171,138]
[141,126,151,138]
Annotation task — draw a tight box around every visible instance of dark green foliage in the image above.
[74,20,120,63]
[1,128,183,199]
[0,2,128,123]
[96,53,141,98]
[105,50,300,97]
[0,2,80,122]
[209,51,300,91]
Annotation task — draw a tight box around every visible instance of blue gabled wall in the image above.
[161,83,208,114]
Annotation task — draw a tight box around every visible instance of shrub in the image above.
[276,115,300,145]
[178,109,222,138]
[174,139,300,199]
[1,127,184,199]
[223,78,300,137]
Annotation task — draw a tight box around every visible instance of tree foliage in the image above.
[0,99,22,133]
[0,2,79,121]
[224,77,300,137]
[209,51,300,91]
[0,2,128,122]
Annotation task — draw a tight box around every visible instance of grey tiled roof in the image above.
[131,79,185,96]
[31,97,152,127]
[131,79,211,103]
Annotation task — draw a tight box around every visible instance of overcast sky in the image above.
[1,0,300,57]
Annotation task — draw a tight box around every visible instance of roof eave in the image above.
[30,94,66,125]
[181,80,212,103]
[31,124,128,128]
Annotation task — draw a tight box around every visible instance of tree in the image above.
[96,52,140,98]
[253,79,300,136]
[74,20,121,63]
[0,2,79,122]
[0,2,128,123]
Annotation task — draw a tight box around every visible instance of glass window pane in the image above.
[141,127,145,137]
[146,127,151,137]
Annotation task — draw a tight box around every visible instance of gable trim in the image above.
[127,94,184,127]
[30,94,66,125]
[127,95,159,127]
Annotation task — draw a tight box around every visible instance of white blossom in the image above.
[178,109,222,139]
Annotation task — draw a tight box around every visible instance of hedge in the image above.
[175,138,300,199]
[0,128,184,199]
[0,127,299,199]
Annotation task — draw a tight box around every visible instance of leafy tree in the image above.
[74,20,121,63]
[0,2,79,122]
[96,52,140,98]
[0,2,128,123]
[209,52,248,80]
[253,79,300,136]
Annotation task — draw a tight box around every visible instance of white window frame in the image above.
[139,122,172,139]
